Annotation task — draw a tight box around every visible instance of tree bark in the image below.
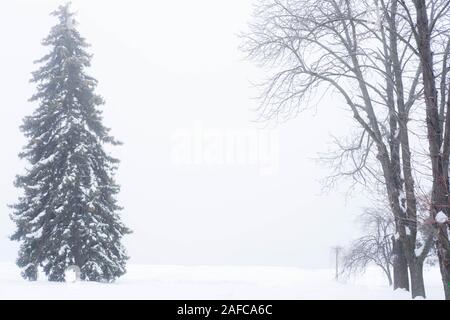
[409,259,426,299]
[392,236,410,290]
[437,223,450,300]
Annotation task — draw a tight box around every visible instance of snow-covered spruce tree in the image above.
[10,3,131,282]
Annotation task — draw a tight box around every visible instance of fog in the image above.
[0,0,367,268]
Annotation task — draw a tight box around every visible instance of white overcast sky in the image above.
[0,0,368,268]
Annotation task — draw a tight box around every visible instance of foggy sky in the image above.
[0,0,367,269]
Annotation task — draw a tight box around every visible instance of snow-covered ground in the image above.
[0,263,444,300]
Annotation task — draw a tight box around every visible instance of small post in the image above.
[332,246,343,281]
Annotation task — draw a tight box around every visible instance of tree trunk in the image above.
[409,259,426,299]
[386,271,393,287]
[437,225,450,300]
[392,236,409,291]
[414,0,450,300]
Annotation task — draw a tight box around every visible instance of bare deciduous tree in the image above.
[242,0,441,298]
[401,0,450,300]
[342,207,395,286]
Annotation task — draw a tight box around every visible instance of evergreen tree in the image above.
[10,3,131,282]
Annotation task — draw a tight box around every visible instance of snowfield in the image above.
[0,263,444,300]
